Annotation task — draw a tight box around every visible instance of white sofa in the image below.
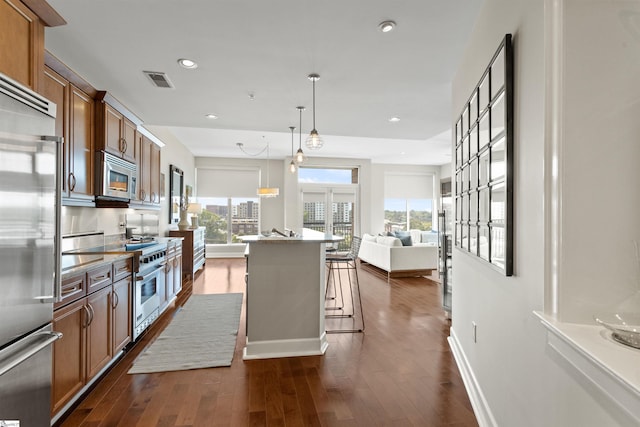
[358,233,439,278]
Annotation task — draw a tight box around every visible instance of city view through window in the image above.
[384,199,433,233]
[197,168,434,247]
[197,197,259,244]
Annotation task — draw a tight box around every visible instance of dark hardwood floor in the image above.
[58,259,478,427]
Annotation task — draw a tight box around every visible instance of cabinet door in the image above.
[122,117,136,162]
[52,298,86,416]
[86,286,112,381]
[103,103,123,157]
[43,67,69,194]
[139,135,151,202]
[69,85,94,197]
[0,0,43,91]
[150,141,161,204]
[173,253,182,295]
[165,255,174,303]
[112,276,132,354]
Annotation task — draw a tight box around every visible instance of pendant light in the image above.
[257,141,278,197]
[238,139,279,197]
[305,74,323,150]
[288,126,297,174]
[295,106,306,163]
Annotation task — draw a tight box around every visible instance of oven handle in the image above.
[136,263,166,281]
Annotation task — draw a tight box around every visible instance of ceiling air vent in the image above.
[143,71,174,89]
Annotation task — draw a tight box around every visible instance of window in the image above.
[384,172,434,232]
[298,167,357,184]
[197,197,260,244]
[384,199,432,233]
[195,167,261,244]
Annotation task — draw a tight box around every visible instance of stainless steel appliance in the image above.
[0,73,63,425]
[95,150,137,202]
[128,242,166,340]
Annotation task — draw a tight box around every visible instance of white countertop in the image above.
[241,228,344,244]
[534,311,640,422]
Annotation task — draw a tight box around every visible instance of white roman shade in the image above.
[196,168,259,198]
[384,173,433,199]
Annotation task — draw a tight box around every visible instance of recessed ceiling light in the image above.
[178,58,198,69]
[389,117,400,122]
[205,114,218,119]
[378,20,396,33]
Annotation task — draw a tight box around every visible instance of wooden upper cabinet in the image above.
[43,66,67,140]
[95,93,140,164]
[44,67,94,201]
[0,0,43,91]
[101,103,134,161]
[68,84,94,198]
[150,141,161,205]
[139,135,152,203]
[135,133,161,205]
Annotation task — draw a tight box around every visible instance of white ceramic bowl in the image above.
[594,313,640,349]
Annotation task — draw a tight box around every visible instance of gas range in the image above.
[125,241,167,274]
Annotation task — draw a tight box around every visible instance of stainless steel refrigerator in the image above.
[0,73,63,425]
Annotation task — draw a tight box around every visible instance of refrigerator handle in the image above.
[0,331,62,377]
[43,135,64,302]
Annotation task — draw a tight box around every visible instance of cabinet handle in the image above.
[87,304,95,327]
[119,137,127,154]
[92,275,108,281]
[140,189,146,201]
[68,173,76,191]
[173,258,179,268]
[112,291,119,309]
[151,192,157,203]
[83,305,91,328]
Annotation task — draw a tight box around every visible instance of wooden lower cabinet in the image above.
[52,260,133,418]
[112,276,132,354]
[51,298,86,415]
[173,251,182,296]
[85,285,112,381]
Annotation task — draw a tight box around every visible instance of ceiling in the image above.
[44,0,482,165]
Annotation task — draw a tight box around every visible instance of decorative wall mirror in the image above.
[454,34,513,276]
[169,165,184,225]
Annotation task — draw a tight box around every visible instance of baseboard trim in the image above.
[243,334,329,360]
[448,327,497,427]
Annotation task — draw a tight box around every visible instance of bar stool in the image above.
[325,236,365,333]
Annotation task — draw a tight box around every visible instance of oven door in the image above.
[134,264,164,339]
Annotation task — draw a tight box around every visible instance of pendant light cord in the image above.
[312,78,316,129]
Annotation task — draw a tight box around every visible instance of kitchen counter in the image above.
[241,228,343,244]
[241,229,343,360]
[61,252,135,279]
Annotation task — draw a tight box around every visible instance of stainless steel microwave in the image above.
[96,151,137,201]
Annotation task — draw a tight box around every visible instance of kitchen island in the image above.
[241,229,342,360]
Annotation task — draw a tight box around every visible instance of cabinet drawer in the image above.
[87,264,112,293]
[55,273,86,309]
[112,258,133,282]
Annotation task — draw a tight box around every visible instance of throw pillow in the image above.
[394,230,413,246]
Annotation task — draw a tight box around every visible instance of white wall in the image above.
[550,0,640,322]
[145,126,196,236]
[450,0,637,426]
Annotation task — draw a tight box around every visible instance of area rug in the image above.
[128,293,243,374]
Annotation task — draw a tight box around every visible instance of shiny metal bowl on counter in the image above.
[594,313,640,349]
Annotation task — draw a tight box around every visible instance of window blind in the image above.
[384,173,433,199]
[196,168,259,198]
